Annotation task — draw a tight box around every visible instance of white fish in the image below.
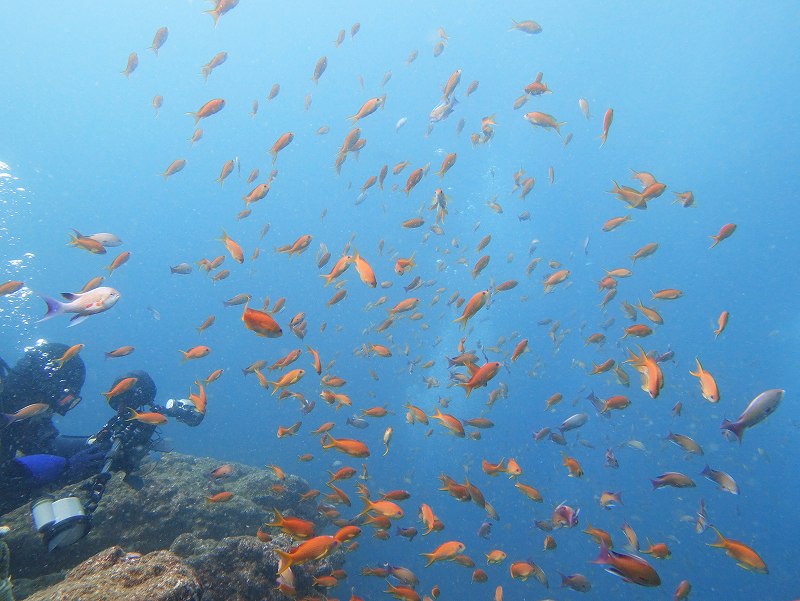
[395,117,408,132]
[38,287,121,326]
[579,97,590,119]
[429,96,458,123]
[71,228,123,247]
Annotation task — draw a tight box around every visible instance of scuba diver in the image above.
[0,340,204,540]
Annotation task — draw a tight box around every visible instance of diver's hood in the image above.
[3,341,86,416]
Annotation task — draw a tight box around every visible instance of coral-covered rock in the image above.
[1,453,318,582]
[22,546,201,601]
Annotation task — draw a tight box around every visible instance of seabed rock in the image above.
[0,453,323,598]
[23,546,201,601]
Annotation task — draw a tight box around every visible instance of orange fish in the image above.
[277,234,312,256]
[543,269,570,293]
[210,464,233,479]
[127,408,168,425]
[459,362,501,397]
[205,491,234,503]
[179,346,211,362]
[218,230,244,263]
[266,508,316,539]
[562,452,584,477]
[453,290,489,329]
[0,280,25,296]
[52,343,84,369]
[270,132,294,164]
[68,233,106,254]
[599,108,614,147]
[275,535,340,574]
[421,541,465,567]
[3,403,50,424]
[321,434,370,457]
[714,310,729,338]
[710,223,736,248]
[404,168,424,196]
[106,251,130,275]
[706,527,767,573]
[187,98,225,125]
[689,358,720,402]
[103,376,138,400]
[266,368,305,395]
[104,345,135,359]
[429,408,465,437]
[351,252,376,287]
[592,540,660,586]
[242,305,283,338]
[348,96,385,122]
[161,159,186,180]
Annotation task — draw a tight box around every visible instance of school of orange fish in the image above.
[1,3,787,600]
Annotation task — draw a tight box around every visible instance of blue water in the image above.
[1,1,798,599]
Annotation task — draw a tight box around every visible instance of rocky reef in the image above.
[1,453,336,600]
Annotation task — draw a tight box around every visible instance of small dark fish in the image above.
[605,448,619,468]
[655,348,675,363]
[346,415,369,429]
[477,522,492,539]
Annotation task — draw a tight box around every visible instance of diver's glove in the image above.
[13,454,67,485]
[64,445,107,481]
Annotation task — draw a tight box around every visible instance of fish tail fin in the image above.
[591,539,612,565]
[706,526,726,548]
[275,549,293,575]
[265,507,283,528]
[37,295,65,322]
[420,552,435,567]
[179,350,189,363]
[709,236,719,249]
[356,495,373,518]
[125,408,140,421]
[720,419,744,443]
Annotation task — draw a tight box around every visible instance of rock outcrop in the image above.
[23,547,201,601]
[1,453,320,587]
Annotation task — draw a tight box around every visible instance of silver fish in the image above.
[701,465,739,495]
[721,389,784,443]
[170,262,193,275]
[559,413,589,433]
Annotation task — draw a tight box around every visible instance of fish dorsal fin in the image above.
[61,292,81,300]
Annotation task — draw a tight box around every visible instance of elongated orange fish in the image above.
[689,358,720,402]
[459,362,501,397]
[270,132,294,164]
[453,290,489,330]
[127,408,168,425]
[275,535,340,574]
[187,98,225,125]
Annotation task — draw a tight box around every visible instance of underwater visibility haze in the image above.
[1,1,798,600]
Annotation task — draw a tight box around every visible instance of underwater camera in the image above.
[30,495,89,553]
[29,409,158,552]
